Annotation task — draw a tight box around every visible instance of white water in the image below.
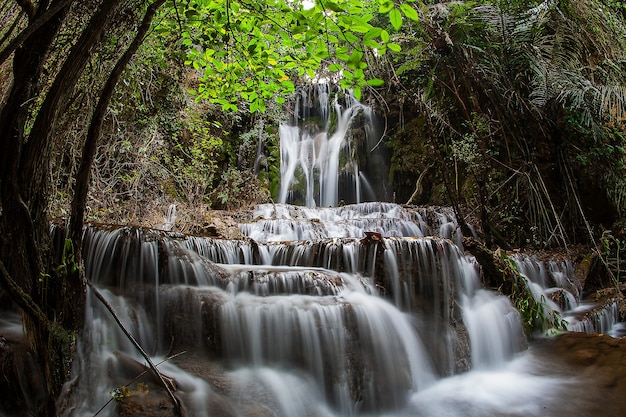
[57,201,582,417]
[513,254,620,334]
[407,351,572,417]
[277,85,382,206]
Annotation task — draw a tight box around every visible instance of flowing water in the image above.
[276,84,388,206]
[52,88,624,417]
[53,202,620,417]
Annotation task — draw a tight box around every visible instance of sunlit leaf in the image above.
[388,42,402,52]
[367,78,385,87]
[400,4,419,22]
[364,27,382,40]
[364,39,382,49]
[381,29,390,43]
[389,8,402,31]
[378,0,394,13]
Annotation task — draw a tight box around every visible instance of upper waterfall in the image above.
[277,84,389,207]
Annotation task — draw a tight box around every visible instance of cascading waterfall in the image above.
[56,202,557,417]
[513,254,621,335]
[48,90,625,417]
[277,84,387,207]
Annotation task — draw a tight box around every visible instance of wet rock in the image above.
[535,332,626,417]
[117,391,179,417]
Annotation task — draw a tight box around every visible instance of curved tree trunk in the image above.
[0,1,165,415]
[0,3,71,413]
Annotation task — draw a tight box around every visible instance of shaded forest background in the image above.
[15,0,625,255]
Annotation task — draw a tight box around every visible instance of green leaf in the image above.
[389,8,402,31]
[381,29,390,43]
[325,1,343,12]
[280,79,295,92]
[388,42,402,52]
[353,85,362,100]
[352,24,372,34]
[400,4,419,22]
[343,32,359,43]
[364,27,382,41]
[378,0,394,13]
[366,78,385,87]
[363,39,381,49]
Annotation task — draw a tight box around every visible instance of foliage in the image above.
[498,250,567,336]
[161,107,224,205]
[386,0,626,249]
[110,386,133,402]
[164,0,420,111]
[210,167,271,210]
[110,382,149,401]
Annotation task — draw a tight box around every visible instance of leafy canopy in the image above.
[162,0,420,111]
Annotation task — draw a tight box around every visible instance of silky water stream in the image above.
[54,202,620,417]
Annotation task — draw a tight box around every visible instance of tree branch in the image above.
[0,0,74,66]
[0,259,51,328]
[88,283,184,415]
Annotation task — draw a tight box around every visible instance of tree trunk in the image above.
[70,0,167,249]
[0,5,70,414]
[0,1,139,415]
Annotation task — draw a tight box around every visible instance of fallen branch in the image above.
[88,282,184,415]
[92,351,186,417]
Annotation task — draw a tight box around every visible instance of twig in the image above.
[88,283,184,415]
[92,351,186,417]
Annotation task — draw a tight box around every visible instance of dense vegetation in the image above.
[1,0,626,415]
[40,0,626,252]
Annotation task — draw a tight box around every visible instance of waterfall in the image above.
[513,254,620,334]
[277,85,387,207]
[56,199,551,417]
[47,90,625,417]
